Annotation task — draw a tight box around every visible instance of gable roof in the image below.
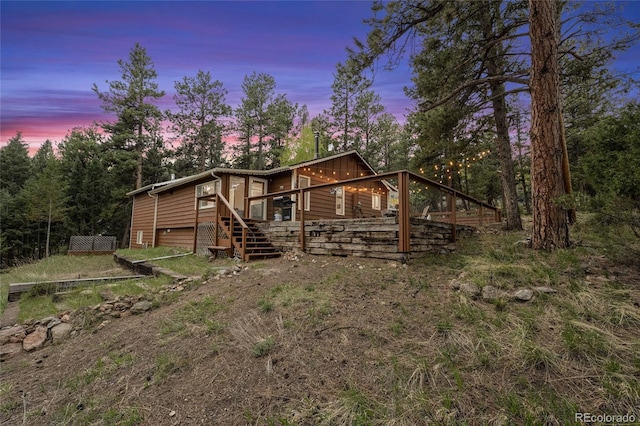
[128,150,377,197]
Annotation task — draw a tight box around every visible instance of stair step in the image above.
[246,252,281,260]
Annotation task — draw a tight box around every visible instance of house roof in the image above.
[129,150,378,197]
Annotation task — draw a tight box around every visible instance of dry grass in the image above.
[1,216,639,425]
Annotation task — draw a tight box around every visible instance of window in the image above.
[195,180,220,209]
[136,231,144,245]
[335,186,345,215]
[298,175,311,211]
[372,193,381,210]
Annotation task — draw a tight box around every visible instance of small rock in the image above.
[513,289,534,302]
[481,285,502,302]
[0,343,22,361]
[46,318,62,329]
[532,286,557,294]
[60,313,71,322]
[97,320,110,330]
[169,410,176,417]
[130,300,152,314]
[38,316,57,326]
[0,325,26,345]
[460,283,481,299]
[23,326,48,352]
[114,302,130,311]
[50,323,73,342]
[449,279,461,290]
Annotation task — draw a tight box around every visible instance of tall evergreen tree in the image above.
[21,153,67,258]
[58,127,111,236]
[168,70,231,174]
[0,132,31,196]
[233,72,296,170]
[329,62,373,152]
[0,133,32,265]
[234,72,276,170]
[93,43,166,189]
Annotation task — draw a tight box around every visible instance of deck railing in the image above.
[246,170,501,255]
[194,192,249,260]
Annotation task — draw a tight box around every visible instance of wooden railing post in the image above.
[214,195,219,247]
[398,171,410,253]
[299,188,306,252]
[241,228,247,261]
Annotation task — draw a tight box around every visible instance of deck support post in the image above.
[398,171,410,253]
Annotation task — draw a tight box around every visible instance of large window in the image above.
[195,180,220,209]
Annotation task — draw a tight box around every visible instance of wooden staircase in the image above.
[219,216,281,261]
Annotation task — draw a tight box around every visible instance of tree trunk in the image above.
[529,0,570,250]
[481,1,523,230]
[46,198,52,258]
[490,83,523,230]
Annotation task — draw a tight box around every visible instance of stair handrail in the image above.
[215,192,248,260]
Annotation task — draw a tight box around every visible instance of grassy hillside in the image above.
[1,216,638,425]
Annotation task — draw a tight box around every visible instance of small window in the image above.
[335,186,345,216]
[195,180,220,209]
[136,231,144,245]
[298,175,311,211]
[372,193,381,210]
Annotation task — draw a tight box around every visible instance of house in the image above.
[128,150,501,261]
[128,150,391,257]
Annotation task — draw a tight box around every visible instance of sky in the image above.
[1,0,414,154]
[1,1,639,155]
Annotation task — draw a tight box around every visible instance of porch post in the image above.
[213,195,219,247]
[398,171,410,253]
[299,188,305,251]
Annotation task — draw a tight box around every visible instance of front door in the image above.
[229,176,246,217]
[249,177,268,220]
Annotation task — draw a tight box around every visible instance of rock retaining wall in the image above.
[259,217,476,261]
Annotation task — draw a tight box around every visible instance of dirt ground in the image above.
[1,241,639,425]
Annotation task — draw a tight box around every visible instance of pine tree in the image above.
[168,70,231,173]
[93,43,165,189]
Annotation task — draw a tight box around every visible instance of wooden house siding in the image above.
[156,181,216,229]
[155,228,193,249]
[294,155,386,221]
[130,194,156,248]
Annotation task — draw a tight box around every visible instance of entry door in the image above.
[229,176,246,217]
[249,177,268,220]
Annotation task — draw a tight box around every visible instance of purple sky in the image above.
[1,1,413,154]
[1,1,638,155]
